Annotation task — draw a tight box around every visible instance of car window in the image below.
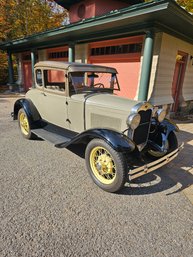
[44,69,66,92]
[35,69,43,87]
[69,71,120,94]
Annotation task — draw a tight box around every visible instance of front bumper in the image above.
[129,143,184,180]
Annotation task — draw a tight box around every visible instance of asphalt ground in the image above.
[0,97,193,257]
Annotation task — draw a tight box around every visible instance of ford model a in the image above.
[12,61,183,193]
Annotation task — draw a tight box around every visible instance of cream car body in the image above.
[13,61,183,193]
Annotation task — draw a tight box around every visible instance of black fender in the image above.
[159,118,179,137]
[56,128,137,154]
[148,118,179,151]
[13,98,41,129]
[150,118,179,138]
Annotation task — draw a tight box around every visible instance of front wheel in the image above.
[85,139,127,193]
[147,131,178,160]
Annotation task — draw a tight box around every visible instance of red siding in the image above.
[95,0,128,17]
[69,0,95,23]
[69,0,128,23]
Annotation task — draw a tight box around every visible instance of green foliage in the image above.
[0,0,68,41]
[144,0,193,13]
[176,0,193,13]
[0,0,68,84]
[0,51,8,84]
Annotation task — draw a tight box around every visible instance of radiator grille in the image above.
[133,109,152,145]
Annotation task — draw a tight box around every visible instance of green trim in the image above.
[31,50,36,87]
[68,43,75,62]
[138,31,154,101]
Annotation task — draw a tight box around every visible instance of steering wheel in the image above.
[93,83,105,88]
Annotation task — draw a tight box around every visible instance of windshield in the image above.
[69,71,120,93]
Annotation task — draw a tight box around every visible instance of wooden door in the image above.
[172,51,188,112]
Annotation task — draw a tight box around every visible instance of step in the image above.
[31,125,77,146]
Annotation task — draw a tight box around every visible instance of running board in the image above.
[31,124,77,146]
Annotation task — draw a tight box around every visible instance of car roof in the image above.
[34,61,118,73]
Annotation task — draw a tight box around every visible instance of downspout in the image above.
[68,43,75,62]
[7,51,14,91]
[31,49,36,88]
[138,31,154,101]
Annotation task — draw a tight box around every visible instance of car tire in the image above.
[147,131,178,160]
[85,139,127,193]
[18,108,34,139]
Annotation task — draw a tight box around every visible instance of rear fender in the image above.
[13,98,41,128]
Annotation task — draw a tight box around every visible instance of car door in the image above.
[65,93,85,133]
[36,68,69,129]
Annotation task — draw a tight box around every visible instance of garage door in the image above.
[88,36,143,99]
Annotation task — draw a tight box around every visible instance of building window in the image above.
[48,51,68,59]
[77,4,86,19]
[90,43,142,56]
[23,53,38,61]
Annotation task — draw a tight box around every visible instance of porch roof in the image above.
[0,0,193,53]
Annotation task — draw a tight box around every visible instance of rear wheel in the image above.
[85,139,127,193]
[18,108,34,139]
[147,131,178,160]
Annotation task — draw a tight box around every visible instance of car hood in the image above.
[85,93,141,113]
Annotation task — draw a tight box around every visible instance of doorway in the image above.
[171,51,188,112]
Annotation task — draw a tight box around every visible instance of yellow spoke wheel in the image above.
[85,139,127,193]
[19,112,30,136]
[18,108,33,139]
[90,146,116,185]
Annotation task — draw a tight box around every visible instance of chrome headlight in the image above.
[156,109,167,122]
[126,113,141,130]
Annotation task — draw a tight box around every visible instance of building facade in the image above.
[1,0,193,114]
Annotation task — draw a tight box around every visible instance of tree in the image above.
[0,0,68,85]
[0,0,68,41]
[176,0,193,13]
[0,0,16,41]
[144,0,193,13]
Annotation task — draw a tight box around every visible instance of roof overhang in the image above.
[1,0,193,53]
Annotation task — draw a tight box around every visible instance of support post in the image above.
[138,31,154,101]
[7,52,14,90]
[31,50,36,87]
[68,43,75,62]
[15,53,23,92]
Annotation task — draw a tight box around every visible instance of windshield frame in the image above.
[68,71,120,94]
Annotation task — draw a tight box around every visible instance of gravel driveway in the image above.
[0,97,193,257]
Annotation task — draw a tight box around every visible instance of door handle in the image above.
[66,119,71,124]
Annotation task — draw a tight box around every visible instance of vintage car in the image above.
[12,61,183,193]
